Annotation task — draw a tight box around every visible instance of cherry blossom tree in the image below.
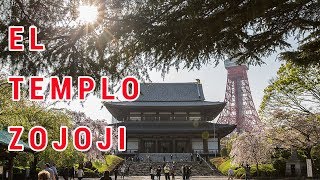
[230,132,274,176]
[69,111,117,160]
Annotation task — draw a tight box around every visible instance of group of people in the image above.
[37,162,114,180]
[149,164,192,180]
[38,163,59,180]
[37,163,84,180]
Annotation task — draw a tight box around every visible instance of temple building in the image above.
[105,82,235,157]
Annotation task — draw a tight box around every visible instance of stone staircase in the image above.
[125,161,222,176]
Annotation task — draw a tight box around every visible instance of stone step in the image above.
[124,161,222,176]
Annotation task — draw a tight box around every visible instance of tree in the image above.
[1,0,319,91]
[69,111,116,160]
[260,63,320,115]
[230,132,273,176]
[260,63,320,174]
[0,75,84,170]
[265,111,320,159]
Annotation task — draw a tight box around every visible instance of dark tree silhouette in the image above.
[1,0,319,90]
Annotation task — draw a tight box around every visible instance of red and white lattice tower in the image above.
[217,59,261,132]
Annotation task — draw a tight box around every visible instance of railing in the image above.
[128,115,204,121]
[197,153,217,173]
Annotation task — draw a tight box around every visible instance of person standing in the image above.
[186,166,191,180]
[164,164,170,180]
[156,166,162,180]
[51,163,59,180]
[69,166,75,179]
[62,167,68,180]
[45,163,56,180]
[181,165,185,180]
[38,170,51,180]
[228,168,234,180]
[150,166,155,180]
[76,166,84,180]
[113,166,118,180]
[170,165,175,180]
[245,164,251,180]
[120,165,125,179]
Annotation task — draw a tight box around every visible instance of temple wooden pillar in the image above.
[155,140,159,153]
[203,138,208,153]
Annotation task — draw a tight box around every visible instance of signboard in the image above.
[306,159,313,177]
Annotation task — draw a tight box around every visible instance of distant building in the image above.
[105,82,235,157]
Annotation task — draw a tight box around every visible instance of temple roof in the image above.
[136,83,205,102]
[0,130,32,152]
[104,82,225,120]
[112,121,236,138]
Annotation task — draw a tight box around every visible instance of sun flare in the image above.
[78,5,98,23]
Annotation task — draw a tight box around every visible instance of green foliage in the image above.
[1,76,85,168]
[272,157,286,177]
[92,155,124,173]
[212,158,276,178]
[1,0,319,90]
[217,159,236,175]
[260,63,320,114]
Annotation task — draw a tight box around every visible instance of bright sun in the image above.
[78,5,99,23]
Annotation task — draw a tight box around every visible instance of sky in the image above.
[54,53,283,123]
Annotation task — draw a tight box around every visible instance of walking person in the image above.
[69,166,75,179]
[120,165,125,179]
[113,166,118,180]
[170,165,175,180]
[150,166,155,180]
[62,167,68,180]
[245,164,251,180]
[164,164,170,180]
[186,166,191,180]
[181,165,185,180]
[51,163,59,180]
[45,163,56,180]
[228,168,234,180]
[156,166,162,180]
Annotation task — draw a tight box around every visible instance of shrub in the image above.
[211,157,276,178]
[92,155,124,173]
[272,158,286,176]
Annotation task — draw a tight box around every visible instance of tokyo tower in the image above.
[217,59,261,132]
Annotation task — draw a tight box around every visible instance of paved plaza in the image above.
[86,176,229,180]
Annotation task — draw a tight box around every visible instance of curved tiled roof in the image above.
[137,83,205,102]
[0,130,32,152]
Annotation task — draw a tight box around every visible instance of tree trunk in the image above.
[256,162,259,177]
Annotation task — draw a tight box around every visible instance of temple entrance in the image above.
[158,141,172,153]
[175,140,189,153]
[144,140,156,153]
